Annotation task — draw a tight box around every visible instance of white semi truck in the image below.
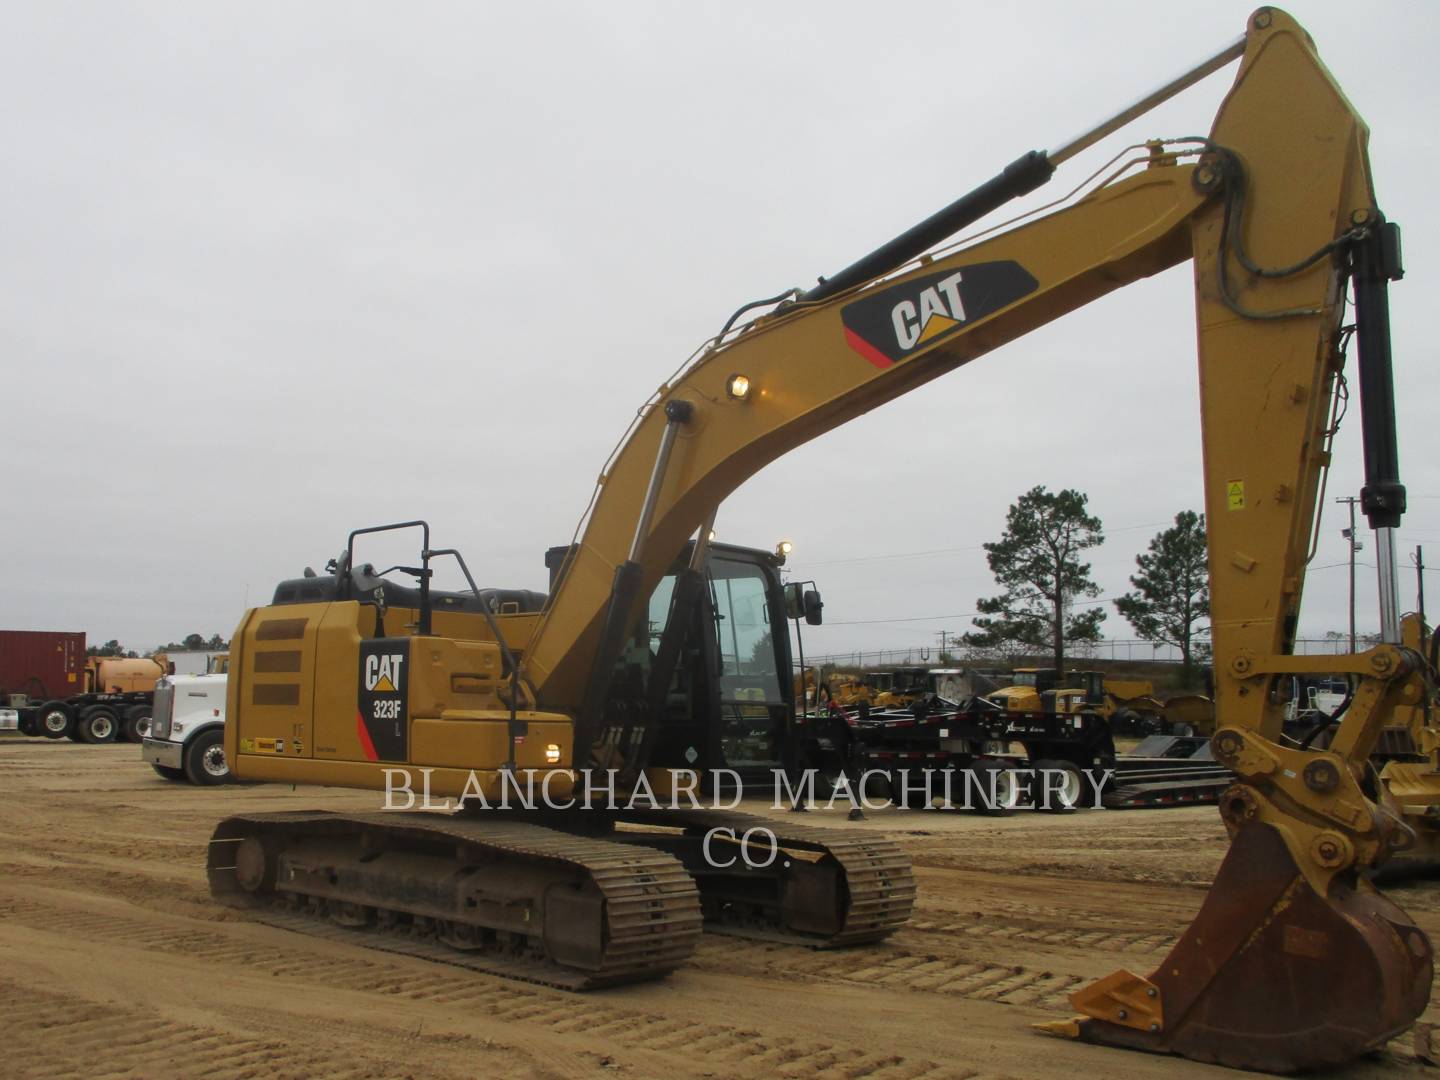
[141,657,230,784]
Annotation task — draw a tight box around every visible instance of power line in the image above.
[827,612,983,626]
[826,594,1118,626]
[1311,560,1440,574]
[794,520,1173,569]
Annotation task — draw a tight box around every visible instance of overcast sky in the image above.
[3,1,1437,660]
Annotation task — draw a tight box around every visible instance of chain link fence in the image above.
[805,637,1374,669]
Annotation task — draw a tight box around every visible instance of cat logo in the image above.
[364,652,405,693]
[840,260,1038,368]
[358,639,411,763]
[891,271,967,350]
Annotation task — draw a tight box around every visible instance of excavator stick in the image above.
[1055,822,1431,1071]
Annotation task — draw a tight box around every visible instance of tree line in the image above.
[87,633,229,658]
[962,485,1210,683]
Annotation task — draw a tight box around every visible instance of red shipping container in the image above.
[0,630,87,701]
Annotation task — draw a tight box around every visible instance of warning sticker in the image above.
[1226,480,1246,511]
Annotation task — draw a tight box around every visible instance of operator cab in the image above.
[547,540,821,791]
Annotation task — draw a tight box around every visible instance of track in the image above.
[208,810,703,989]
[1,735,1434,1079]
[614,806,915,946]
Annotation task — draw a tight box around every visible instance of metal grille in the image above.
[151,681,175,739]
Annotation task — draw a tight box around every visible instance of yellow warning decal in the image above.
[1226,480,1246,511]
[254,737,282,753]
[239,738,254,752]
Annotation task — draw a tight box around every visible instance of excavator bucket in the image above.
[1050,822,1432,1072]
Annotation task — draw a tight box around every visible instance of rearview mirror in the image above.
[784,583,824,625]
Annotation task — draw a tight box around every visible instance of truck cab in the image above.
[141,654,229,784]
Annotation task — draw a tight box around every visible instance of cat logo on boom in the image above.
[892,271,968,350]
[840,260,1039,368]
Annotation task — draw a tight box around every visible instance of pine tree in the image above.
[1115,510,1210,682]
[963,486,1105,671]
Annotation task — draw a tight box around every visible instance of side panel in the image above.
[231,603,324,765]
[310,602,372,761]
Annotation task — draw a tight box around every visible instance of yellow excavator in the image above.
[210,9,1431,1072]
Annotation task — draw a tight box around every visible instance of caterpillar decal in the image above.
[841,260,1038,368]
[357,639,409,761]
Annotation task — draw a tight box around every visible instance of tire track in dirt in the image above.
[686,935,1094,1010]
[5,740,1432,1080]
[2,828,205,867]
[0,976,492,1080]
[901,913,1177,954]
[0,858,216,914]
[0,893,984,1080]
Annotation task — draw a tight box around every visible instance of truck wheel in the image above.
[861,770,893,804]
[151,764,186,781]
[1112,707,1139,733]
[890,769,937,809]
[966,766,1017,815]
[184,729,230,785]
[123,704,153,742]
[1028,758,1084,812]
[76,706,120,744]
[36,701,74,739]
[808,749,849,800]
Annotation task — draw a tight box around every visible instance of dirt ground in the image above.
[3,735,1437,1080]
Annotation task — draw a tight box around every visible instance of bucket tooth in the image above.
[1058,822,1432,1072]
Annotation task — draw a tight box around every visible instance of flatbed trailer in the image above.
[801,700,1233,811]
[1102,734,1233,808]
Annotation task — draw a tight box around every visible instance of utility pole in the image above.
[1414,545,1425,623]
[1418,546,1430,661]
[1337,496,1361,652]
[937,629,950,662]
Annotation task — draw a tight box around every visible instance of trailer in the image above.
[800,698,1232,811]
[12,653,167,744]
[1101,734,1233,808]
